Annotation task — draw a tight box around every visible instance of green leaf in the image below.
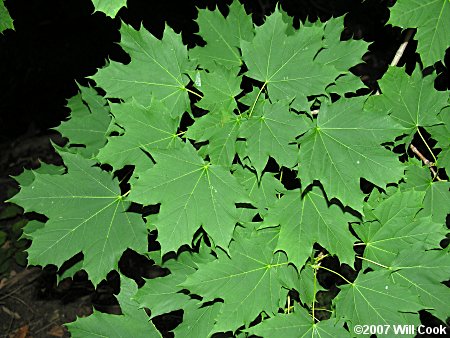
[365,68,448,142]
[194,66,242,114]
[67,275,162,337]
[432,106,450,171]
[129,143,250,254]
[10,151,147,285]
[263,186,357,268]
[134,250,213,318]
[240,101,309,176]
[91,0,126,17]
[93,23,193,117]
[316,16,368,72]
[354,190,446,267]
[298,97,404,213]
[190,1,253,69]
[56,85,111,158]
[174,301,222,338]
[389,0,450,66]
[233,165,285,219]
[402,160,450,223]
[390,246,450,322]
[247,306,348,338]
[241,9,338,111]
[182,227,290,334]
[97,98,181,173]
[335,270,422,336]
[186,110,242,167]
[0,0,14,33]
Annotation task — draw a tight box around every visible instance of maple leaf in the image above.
[56,85,111,158]
[194,65,242,114]
[263,186,357,268]
[91,0,126,17]
[134,249,214,318]
[97,98,181,174]
[402,160,450,224]
[247,305,348,338]
[129,143,250,254]
[174,301,222,338]
[390,246,450,322]
[0,0,14,33]
[68,275,162,337]
[432,106,450,171]
[92,23,193,117]
[240,101,309,176]
[186,110,242,167]
[10,151,147,285]
[190,1,253,69]
[365,67,448,143]
[354,190,446,267]
[233,165,285,220]
[298,97,404,213]
[335,270,423,335]
[182,226,290,334]
[389,0,450,66]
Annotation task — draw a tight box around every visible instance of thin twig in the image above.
[409,144,440,179]
[376,28,415,95]
[390,29,415,67]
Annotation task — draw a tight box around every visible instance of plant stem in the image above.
[249,81,267,117]
[185,87,203,99]
[417,128,437,164]
[313,264,353,285]
[356,256,390,269]
[390,29,415,67]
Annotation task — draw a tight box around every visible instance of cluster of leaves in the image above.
[8,0,450,337]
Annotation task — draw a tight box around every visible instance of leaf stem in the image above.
[313,264,353,285]
[185,87,203,99]
[356,256,390,269]
[416,128,437,164]
[249,81,267,117]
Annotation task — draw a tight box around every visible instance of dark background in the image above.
[0,0,449,337]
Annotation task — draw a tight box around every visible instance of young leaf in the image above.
[182,227,290,334]
[93,23,193,117]
[67,275,162,337]
[298,97,404,213]
[389,0,450,66]
[129,143,251,254]
[263,186,357,269]
[10,151,147,285]
[190,1,253,69]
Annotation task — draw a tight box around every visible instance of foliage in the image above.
[9,1,450,337]
[0,0,14,33]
